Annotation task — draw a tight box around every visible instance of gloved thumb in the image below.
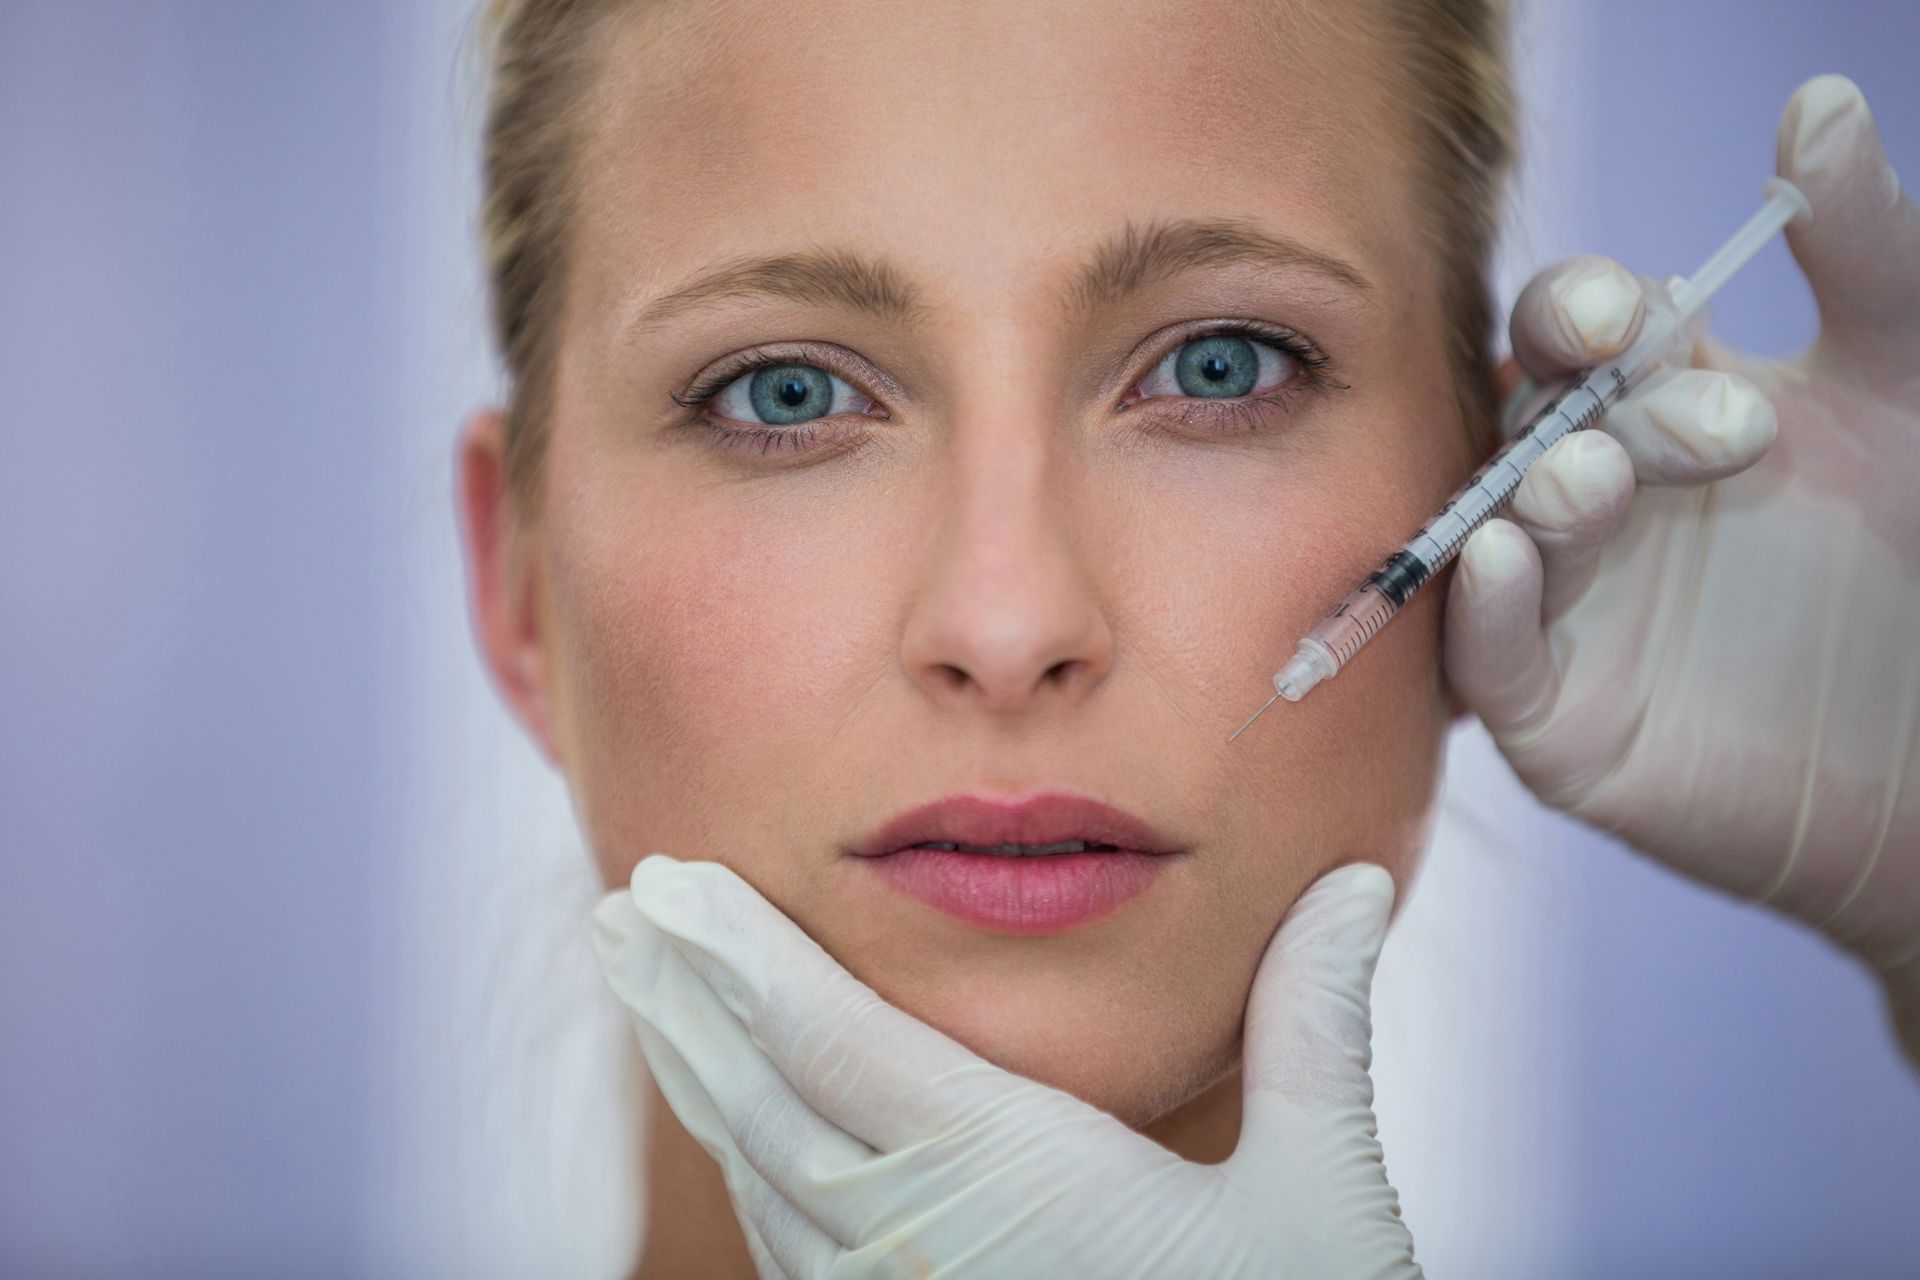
[1228,862,1413,1269]
[1777,74,1920,365]
[1236,861,1394,1114]
[1230,861,1397,1167]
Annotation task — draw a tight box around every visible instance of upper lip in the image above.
[849,790,1184,857]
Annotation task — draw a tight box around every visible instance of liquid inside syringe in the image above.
[1228,176,1811,743]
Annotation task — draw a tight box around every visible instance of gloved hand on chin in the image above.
[593,854,1423,1279]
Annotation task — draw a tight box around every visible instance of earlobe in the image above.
[455,407,566,768]
[1492,353,1524,410]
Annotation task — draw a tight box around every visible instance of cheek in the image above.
[1178,418,1461,894]
[542,461,895,885]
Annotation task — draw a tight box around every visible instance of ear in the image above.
[455,407,566,768]
[1437,559,1476,728]
[1491,352,1525,417]
[1442,669,1472,724]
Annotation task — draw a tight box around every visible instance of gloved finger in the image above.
[592,885,872,1253]
[1230,864,1414,1268]
[737,1220,791,1280]
[1237,862,1394,1112]
[1441,518,1560,736]
[1600,366,1778,486]
[742,1223,795,1280]
[1231,863,1393,1171]
[1508,254,1646,384]
[623,855,1023,1155]
[589,900,825,1275]
[1507,430,1636,621]
[628,1013,836,1280]
[1778,74,1920,358]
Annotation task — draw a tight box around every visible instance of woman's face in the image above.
[465,0,1471,1126]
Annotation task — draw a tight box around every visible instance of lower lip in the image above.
[859,847,1168,934]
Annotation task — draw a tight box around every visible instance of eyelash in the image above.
[667,341,872,456]
[667,322,1342,456]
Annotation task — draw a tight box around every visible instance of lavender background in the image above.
[2,1,1916,1275]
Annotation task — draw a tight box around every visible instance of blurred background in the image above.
[3,0,1917,1275]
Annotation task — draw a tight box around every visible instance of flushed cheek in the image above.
[1159,470,1451,892]
[544,492,894,879]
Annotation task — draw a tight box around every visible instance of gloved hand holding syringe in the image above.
[1239,75,1919,1068]
[1230,175,1815,740]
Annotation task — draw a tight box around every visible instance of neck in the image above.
[629,1062,1244,1278]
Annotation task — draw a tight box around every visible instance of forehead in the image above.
[571,0,1417,330]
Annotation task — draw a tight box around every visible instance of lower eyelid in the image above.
[1139,382,1311,438]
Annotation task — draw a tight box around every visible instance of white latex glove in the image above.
[1445,74,1920,1066]
[591,854,1420,1279]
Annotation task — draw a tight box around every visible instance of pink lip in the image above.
[850,791,1182,858]
[849,792,1185,934]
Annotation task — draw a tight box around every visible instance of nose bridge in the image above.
[901,364,1115,717]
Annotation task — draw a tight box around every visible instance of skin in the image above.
[456,0,1478,1271]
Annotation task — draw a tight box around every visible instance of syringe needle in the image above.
[1228,691,1281,743]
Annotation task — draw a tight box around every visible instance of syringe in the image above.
[1228,175,1814,743]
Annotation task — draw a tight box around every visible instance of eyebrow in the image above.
[628,246,931,336]
[624,216,1372,338]
[1064,216,1374,316]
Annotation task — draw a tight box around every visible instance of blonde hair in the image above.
[476,0,1515,512]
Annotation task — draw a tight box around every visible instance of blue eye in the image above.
[1135,333,1297,401]
[710,362,870,425]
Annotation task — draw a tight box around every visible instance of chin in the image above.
[852,959,1246,1129]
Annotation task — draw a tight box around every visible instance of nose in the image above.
[900,412,1115,720]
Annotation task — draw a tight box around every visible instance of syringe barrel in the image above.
[1303,578,1401,669]
[1404,280,1690,571]
[1292,289,1687,690]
